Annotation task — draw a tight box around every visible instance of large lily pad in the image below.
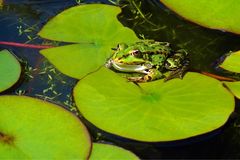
[160,0,240,34]
[0,50,21,92]
[74,67,234,142]
[89,143,139,160]
[220,50,240,73]
[0,96,91,159]
[39,4,139,79]
[224,81,240,99]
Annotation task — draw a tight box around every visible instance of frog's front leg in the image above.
[127,76,145,82]
[127,69,163,82]
[144,69,164,81]
[164,60,189,81]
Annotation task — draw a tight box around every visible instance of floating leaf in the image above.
[160,0,240,34]
[89,143,139,160]
[0,50,21,92]
[74,67,234,142]
[220,50,240,73]
[224,81,240,99]
[39,4,139,79]
[0,96,91,159]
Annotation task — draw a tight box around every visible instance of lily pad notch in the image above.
[38,4,139,79]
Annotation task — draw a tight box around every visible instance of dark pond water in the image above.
[1,0,240,159]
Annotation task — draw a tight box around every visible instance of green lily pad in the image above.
[224,81,240,99]
[220,50,240,73]
[38,4,139,79]
[0,96,91,159]
[160,0,240,34]
[89,143,139,160]
[74,67,234,142]
[0,50,21,92]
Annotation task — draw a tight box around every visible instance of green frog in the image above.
[106,40,189,82]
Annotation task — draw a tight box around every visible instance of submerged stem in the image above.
[131,0,158,27]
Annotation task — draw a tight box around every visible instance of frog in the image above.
[106,40,189,82]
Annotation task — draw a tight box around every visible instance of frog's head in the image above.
[112,43,146,64]
[165,49,188,70]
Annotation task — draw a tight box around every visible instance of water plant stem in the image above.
[0,41,54,49]
[201,71,235,81]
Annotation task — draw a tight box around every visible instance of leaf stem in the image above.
[0,41,54,49]
[201,71,236,81]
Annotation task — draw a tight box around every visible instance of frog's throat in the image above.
[111,60,149,74]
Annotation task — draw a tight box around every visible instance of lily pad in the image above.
[224,81,240,99]
[0,50,21,92]
[74,67,234,142]
[39,4,139,79]
[160,0,240,34]
[220,50,240,73]
[89,143,139,160]
[0,96,91,159]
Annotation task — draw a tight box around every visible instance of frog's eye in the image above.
[131,50,141,56]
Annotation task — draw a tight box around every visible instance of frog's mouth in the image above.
[110,60,149,74]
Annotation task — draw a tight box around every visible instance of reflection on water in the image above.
[0,0,240,159]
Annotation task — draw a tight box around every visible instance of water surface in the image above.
[1,0,240,159]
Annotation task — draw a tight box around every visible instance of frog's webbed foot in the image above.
[164,61,189,82]
[127,76,146,83]
[127,73,158,83]
[127,69,164,83]
[127,75,158,83]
